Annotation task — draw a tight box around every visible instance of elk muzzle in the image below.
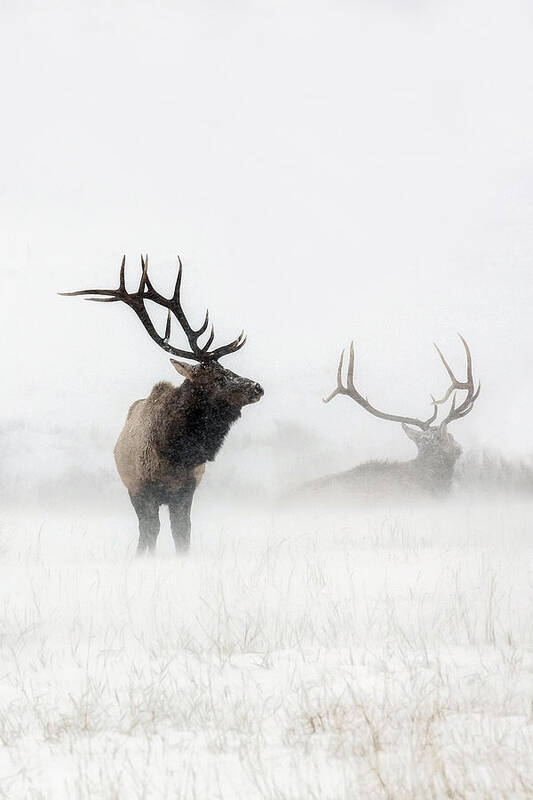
[248,382,264,403]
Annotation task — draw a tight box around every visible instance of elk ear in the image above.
[170,359,197,380]
[402,423,422,443]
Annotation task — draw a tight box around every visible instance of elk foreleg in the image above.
[168,483,196,554]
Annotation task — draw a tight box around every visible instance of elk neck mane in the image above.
[147,379,242,469]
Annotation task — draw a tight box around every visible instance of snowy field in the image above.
[0,495,531,799]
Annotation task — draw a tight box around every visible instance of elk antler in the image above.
[433,334,481,428]
[323,341,438,429]
[59,255,247,362]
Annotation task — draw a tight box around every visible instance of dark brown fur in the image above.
[60,254,263,555]
[114,361,263,554]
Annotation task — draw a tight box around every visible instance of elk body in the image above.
[61,255,263,554]
[316,336,480,498]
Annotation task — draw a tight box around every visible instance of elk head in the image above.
[60,254,264,410]
[324,335,480,471]
[170,360,264,408]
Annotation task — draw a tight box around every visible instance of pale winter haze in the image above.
[0,2,532,799]
[2,0,533,489]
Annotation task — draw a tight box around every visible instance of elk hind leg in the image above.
[129,491,161,555]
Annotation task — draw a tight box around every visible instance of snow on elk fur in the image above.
[61,254,263,554]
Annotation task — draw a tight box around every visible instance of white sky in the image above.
[2,0,533,470]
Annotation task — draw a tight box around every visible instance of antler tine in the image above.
[434,342,456,386]
[164,255,201,343]
[173,256,183,301]
[164,309,172,342]
[196,308,210,337]
[323,348,345,403]
[427,397,438,425]
[459,333,473,385]
[432,383,456,407]
[337,347,345,388]
[58,288,118,298]
[138,254,148,293]
[85,297,122,303]
[203,324,215,351]
[119,255,126,291]
[346,341,356,392]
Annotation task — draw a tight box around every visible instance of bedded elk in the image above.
[61,255,263,554]
[320,336,480,496]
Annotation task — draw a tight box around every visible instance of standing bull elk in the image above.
[321,336,480,496]
[61,255,263,554]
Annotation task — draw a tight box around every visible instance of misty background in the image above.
[2,0,533,503]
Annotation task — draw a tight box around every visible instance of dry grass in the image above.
[0,497,531,798]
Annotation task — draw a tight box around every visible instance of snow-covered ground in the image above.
[0,496,531,799]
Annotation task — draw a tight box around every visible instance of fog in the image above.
[3,6,533,798]
[2,0,533,493]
